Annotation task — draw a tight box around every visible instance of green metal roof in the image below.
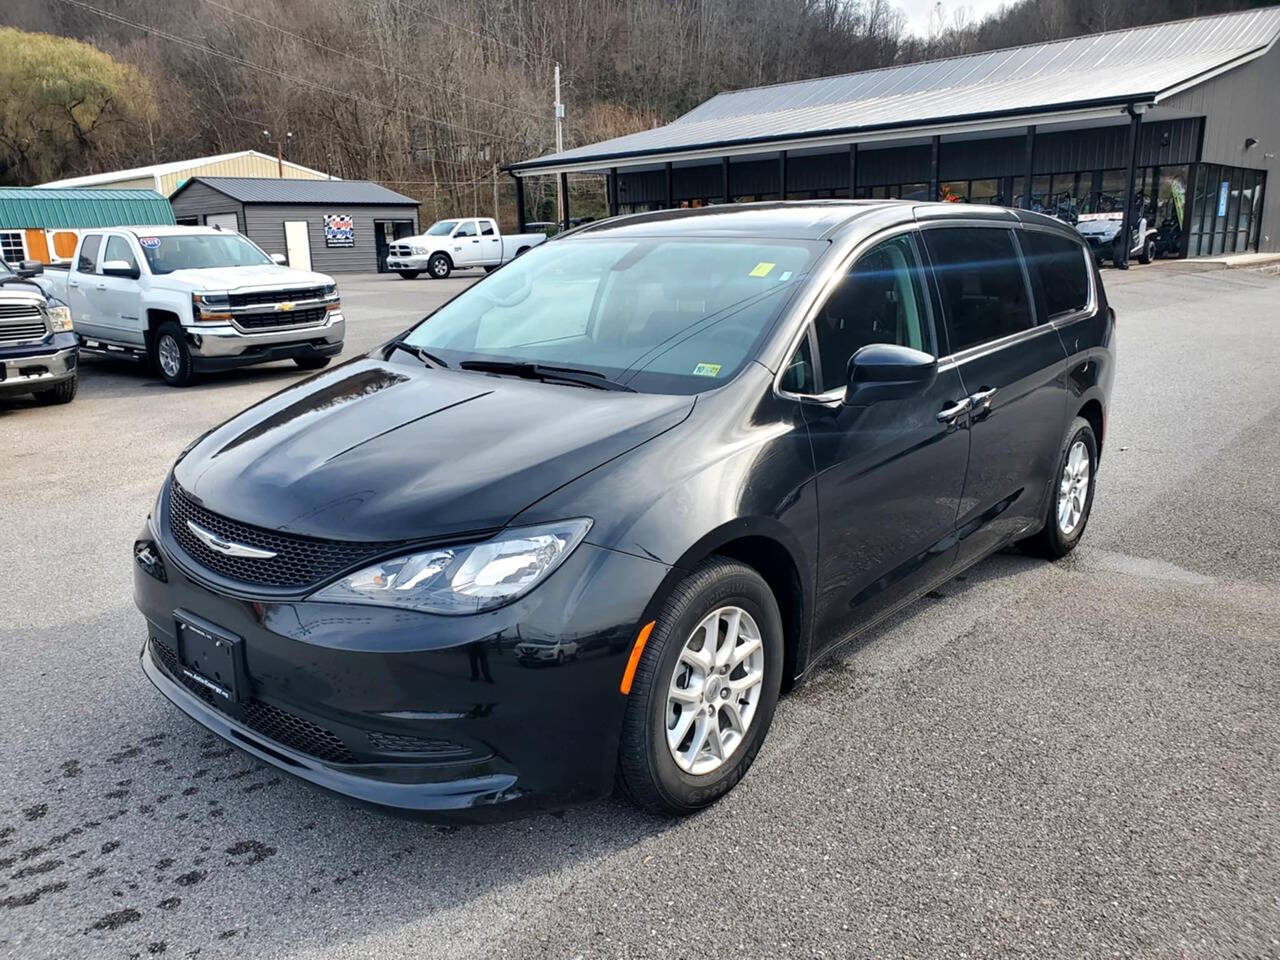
[0,187,175,229]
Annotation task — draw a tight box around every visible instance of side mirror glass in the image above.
[271,253,287,265]
[17,259,43,278]
[844,343,938,405]
[101,259,140,279]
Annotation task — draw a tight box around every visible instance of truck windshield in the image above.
[400,236,825,395]
[138,234,273,274]
[425,221,458,236]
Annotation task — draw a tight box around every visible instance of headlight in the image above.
[410,244,428,255]
[322,282,338,299]
[310,519,592,615]
[46,304,73,332]
[192,291,231,323]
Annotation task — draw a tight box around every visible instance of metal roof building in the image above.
[168,177,419,274]
[510,7,1280,260]
[0,187,174,266]
[37,150,334,195]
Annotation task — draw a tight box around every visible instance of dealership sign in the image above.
[324,213,355,248]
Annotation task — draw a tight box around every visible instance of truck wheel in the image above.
[483,265,498,274]
[32,375,78,405]
[397,271,421,280]
[152,322,196,387]
[293,356,331,371]
[428,253,452,279]
[1139,236,1155,265]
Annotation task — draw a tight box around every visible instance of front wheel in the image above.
[427,253,452,279]
[1020,416,1098,559]
[1139,236,1155,265]
[152,322,196,387]
[397,270,421,280]
[293,356,331,371]
[617,557,783,816]
[32,375,78,405]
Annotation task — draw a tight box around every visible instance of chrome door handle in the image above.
[96,283,107,290]
[936,398,972,423]
[68,281,79,288]
[969,387,998,410]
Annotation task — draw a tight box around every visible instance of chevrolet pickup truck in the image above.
[386,217,547,279]
[40,226,345,386]
[0,259,78,405]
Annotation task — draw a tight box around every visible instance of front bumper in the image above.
[133,512,668,821]
[186,312,345,367]
[386,256,431,271]
[0,336,77,395]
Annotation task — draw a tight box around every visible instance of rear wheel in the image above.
[617,557,783,816]
[428,253,452,279]
[32,375,78,405]
[1020,416,1098,559]
[1139,236,1155,265]
[397,271,421,280]
[293,356,331,371]
[152,322,196,387]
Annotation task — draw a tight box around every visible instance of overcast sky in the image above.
[896,0,1012,36]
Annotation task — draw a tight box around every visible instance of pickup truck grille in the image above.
[0,304,47,345]
[390,243,414,256]
[235,306,328,330]
[227,287,328,309]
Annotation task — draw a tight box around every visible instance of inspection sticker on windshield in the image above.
[692,362,722,377]
[748,261,776,277]
[139,237,160,248]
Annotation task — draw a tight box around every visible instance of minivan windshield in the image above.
[401,236,823,394]
[138,233,274,274]
[425,220,458,236]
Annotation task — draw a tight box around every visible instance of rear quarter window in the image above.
[1021,230,1091,319]
[924,227,1033,353]
[77,234,102,273]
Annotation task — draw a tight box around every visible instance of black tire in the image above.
[617,557,784,817]
[483,265,498,273]
[1139,236,1155,265]
[515,246,530,257]
[152,322,196,387]
[427,253,452,279]
[1020,415,1098,559]
[293,356,331,371]
[398,271,421,280]
[32,375,78,405]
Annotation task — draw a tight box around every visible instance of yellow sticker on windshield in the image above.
[692,362,722,377]
[748,261,776,277]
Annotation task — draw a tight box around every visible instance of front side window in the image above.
[425,220,457,236]
[77,234,102,273]
[402,236,823,395]
[103,235,139,274]
[925,227,1033,353]
[454,221,477,238]
[138,233,272,275]
[1021,231,1089,319]
[810,234,931,391]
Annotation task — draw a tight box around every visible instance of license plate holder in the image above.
[175,610,247,704]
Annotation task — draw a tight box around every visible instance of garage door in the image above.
[204,212,239,232]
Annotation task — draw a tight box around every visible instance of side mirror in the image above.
[17,259,43,278]
[101,259,140,280]
[844,343,938,405]
[270,253,287,265]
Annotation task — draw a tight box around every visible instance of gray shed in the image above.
[169,177,419,273]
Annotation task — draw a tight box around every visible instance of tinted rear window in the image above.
[925,227,1033,353]
[1022,230,1090,319]
[77,235,102,273]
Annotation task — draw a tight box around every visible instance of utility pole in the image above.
[263,130,293,177]
[554,62,565,227]
[492,163,500,225]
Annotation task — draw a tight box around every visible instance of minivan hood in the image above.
[158,264,334,292]
[175,358,694,542]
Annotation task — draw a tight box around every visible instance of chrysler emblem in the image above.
[186,520,277,559]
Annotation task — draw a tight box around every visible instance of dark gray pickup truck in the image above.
[0,259,78,405]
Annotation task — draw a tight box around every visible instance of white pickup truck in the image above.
[39,226,345,386]
[386,217,547,279]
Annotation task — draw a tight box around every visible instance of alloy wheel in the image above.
[1057,438,1091,535]
[666,605,765,776]
[157,335,181,379]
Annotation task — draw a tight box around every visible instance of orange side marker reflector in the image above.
[619,621,656,695]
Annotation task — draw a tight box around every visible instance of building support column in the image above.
[1118,105,1143,270]
[848,143,859,199]
[608,167,619,218]
[1021,125,1037,210]
[664,162,674,210]
[778,151,788,200]
[721,156,731,204]
[930,135,941,202]
[512,174,526,232]
[559,171,570,231]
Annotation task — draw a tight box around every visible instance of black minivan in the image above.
[134,201,1114,821]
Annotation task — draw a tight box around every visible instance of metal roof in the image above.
[0,187,175,229]
[512,6,1280,172]
[174,177,418,206]
[37,150,335,188]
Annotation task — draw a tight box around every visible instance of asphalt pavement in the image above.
[1,263,1277,959]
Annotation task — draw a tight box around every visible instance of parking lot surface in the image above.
[2,265,1277,959]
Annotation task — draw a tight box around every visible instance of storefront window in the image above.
[969,179,1001,204]
[938,181,967,203]
[1096,169,1128,213]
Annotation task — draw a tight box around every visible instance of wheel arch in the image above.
[1076,397,1105,461]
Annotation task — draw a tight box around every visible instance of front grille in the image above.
[167,479,401,589]
[227,287,327,309]
[149,637,356,765]
[234,306,328,330]
[0,311,47,345]
[367,730,469,757]
[389,244,413,257]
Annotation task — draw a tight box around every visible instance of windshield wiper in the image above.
[385,339,448,369]
[459,359,635,392]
